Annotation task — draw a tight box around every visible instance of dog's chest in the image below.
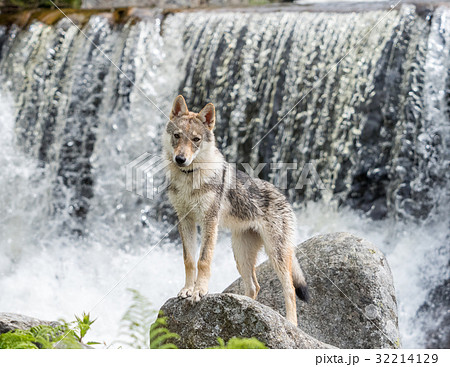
[169,179,217,220]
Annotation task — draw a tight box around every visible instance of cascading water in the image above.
[176,6,448,221]
[0,4,448,348]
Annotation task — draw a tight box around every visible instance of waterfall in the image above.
[0,5,448,347]
[174,6,448,221]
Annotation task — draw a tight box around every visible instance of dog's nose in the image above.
[175,155,186,165]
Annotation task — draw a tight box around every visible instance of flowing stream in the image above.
[0,5,448,347]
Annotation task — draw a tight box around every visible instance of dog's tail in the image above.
[292,256,310,303]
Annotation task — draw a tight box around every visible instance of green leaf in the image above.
[0,323,83,349]
[112,288,160,349]
[73,312,97,344]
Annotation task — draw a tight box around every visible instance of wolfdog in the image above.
[163,95,309,325]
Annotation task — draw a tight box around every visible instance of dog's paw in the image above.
[191,287,208,302]
[178,286,194,298]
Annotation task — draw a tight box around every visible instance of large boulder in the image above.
[159,294,334,349]
[224,232,400,349]
[0,312,59,335]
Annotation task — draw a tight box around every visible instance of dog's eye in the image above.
[174,133,180,139]
[193,137,201,142]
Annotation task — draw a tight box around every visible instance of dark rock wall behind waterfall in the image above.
[176,6,449,221]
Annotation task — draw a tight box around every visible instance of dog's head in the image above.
[164,95,216,168]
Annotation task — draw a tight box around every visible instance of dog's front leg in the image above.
[177,215,197,298]
[192,218,219,302]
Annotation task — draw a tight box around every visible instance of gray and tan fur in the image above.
[163,95,309,325]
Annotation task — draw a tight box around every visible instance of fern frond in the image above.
[113,288,157,349]
[0,330,38,349]
[149,312,179,349]
[156,343,178,349]
[150,330,180,349]
[0,324,82,349]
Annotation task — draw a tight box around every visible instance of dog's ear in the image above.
[198,103,215,131]
[170,95,188,119]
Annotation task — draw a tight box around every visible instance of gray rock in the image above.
[224,232,401,349]
[0,312,59,335]
[159,293,334,349]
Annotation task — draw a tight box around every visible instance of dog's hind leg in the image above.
[231,229,263,299]
[262,228,298,325]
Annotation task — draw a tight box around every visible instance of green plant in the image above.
[115,288,157,348]
[73,312,99,346]
[149,313,179,349]
[114,289,179,349]
[210,337,268,349]
[0,324,81,349]
[0,312,99,349]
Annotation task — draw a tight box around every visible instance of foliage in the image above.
[149,313,179,349]
[0,324,81,349]
[72,312,99,345]
[114,289,179,349]
[0,312,98,349]
[210,337,268,349]
[114,288,157,349]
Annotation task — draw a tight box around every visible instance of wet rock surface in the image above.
[159,293,334,349]
[0,312,59,335]
[224,233,401,348]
